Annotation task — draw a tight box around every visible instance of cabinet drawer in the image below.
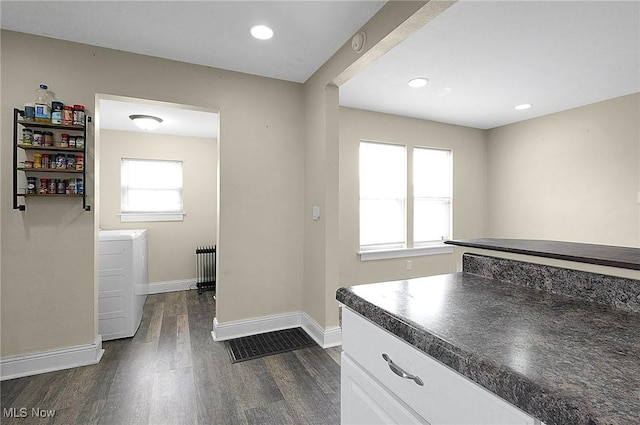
[342,308,535,425]
[342,353,426,425]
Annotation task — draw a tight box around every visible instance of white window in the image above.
[413,147,452,246]
[359,141,406,251]
[121,158,184,222]
[359,141,452,258]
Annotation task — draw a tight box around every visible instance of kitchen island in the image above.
[337,240,640,425]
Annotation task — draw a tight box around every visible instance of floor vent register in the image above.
[225,327,316,363]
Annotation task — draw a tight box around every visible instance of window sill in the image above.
[120,212,185,222]
[359,244,454,261]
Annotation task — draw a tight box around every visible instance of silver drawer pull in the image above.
[382,353,424,386]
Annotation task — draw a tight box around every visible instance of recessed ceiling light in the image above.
[408,77,429,88]
[129,114,163,130]
[250,25,274,40]
[515,103,532,110]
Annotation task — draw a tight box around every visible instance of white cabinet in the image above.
[341,308,540,425]
[99,229,148,341]
[342,353,424,425]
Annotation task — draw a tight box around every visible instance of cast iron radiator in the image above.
[196,246,216,294]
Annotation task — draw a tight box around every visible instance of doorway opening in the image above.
[94,94,219,318]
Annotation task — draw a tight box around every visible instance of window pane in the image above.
[414,199,450,244]
[359,142,406,249]
[125,189,182,212]
[414,148,451,198]
[413,147,452,244]
[360,142,406,199]
[360,199,405,248]
[121,159,183,213]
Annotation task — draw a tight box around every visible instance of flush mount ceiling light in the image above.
[408,77,429,88]
[129,114,163,130]
[250,24,274,40]
[514,103,533,110]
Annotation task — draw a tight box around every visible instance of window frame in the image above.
[358,140,454,261]
[120,158,185,222]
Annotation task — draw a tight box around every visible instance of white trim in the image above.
[0,337,104,381]
[212,312,301,342]
[147,279,196,294]
[359,244,454,261]
[211,311,342,349]
[301,312,342,348]
[120,212,185,222]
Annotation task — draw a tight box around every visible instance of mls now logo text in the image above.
[3,407,56,418]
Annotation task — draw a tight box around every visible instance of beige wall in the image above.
[487,93,640,247]
[99,130,216,284]
[1,30,304,357]
[339,107,488,286]
[302,1,443,331]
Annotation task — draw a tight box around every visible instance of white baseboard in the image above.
[147,279,196,294]
[211,311,342,349]
[301,312,342,348]
[0,337,104,381]
[212,311,301,342]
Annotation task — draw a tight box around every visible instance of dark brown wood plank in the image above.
[1,290,342,425]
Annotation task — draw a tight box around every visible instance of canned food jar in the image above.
[61,133,69,147]
[39,179,49,194]
[75,136,84,149]
[66,154,76,170]
[68,178,77,194]
[42,154,50,168]
[56,153,66,169]
[73,105,85,126]
[63,105,73,125]
[76,154,84,171]
[24,104,35,121]
[57,180,66,194]
[44,131,54,147]
[22,129,33,145]
[68,136,76,148]
[51,101,63,124]
[33,153,42,168]
[76,179,83,194]
[32,131,43,146]
[27,177,37,194]
[48,180,57,193]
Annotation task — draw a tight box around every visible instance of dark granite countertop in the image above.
[337,274,640,425]
[445,238,640,271]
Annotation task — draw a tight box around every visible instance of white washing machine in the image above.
[98,229,148,341]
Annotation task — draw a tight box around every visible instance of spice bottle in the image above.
[33,153,42,169]
[39,179,49,194]
[43,131,54,147]
[73,105,85,126]
[63,105,73,125]
[22,129,33,145]
[27,177,37,194]
[76,153,84,171]
[51,101,63,124]
[32,131,43,146]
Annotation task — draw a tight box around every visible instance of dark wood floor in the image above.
[1,290,342,425]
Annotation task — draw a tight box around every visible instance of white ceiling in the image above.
[2,1,639,132]
[340,0,640,130]
[99,98,219,139]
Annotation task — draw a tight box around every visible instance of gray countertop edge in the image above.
[336,286,596,425]
[445,238,640,271]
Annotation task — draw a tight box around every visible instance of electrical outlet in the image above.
[407,260,412,270]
